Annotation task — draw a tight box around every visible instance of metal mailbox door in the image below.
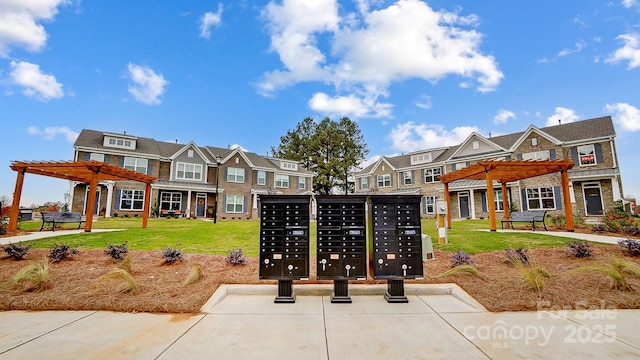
[370,195,424,279]
[316,196,367,280]
[259,195,311,280]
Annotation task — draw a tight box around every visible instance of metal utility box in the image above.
[259,195,311,303]
[369,195,424,302]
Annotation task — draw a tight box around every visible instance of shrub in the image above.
[591,224,607,233]
[95,268,138,293]
[510,254,551,292]
[183,263,203,286]
[622,226,640,237]
[116,253,133,273]
[113,213,119,217]
[603,208,636,233]
[565,240,592,258]
[49,243,78,263]
[161,246,183,264]
[618,239,640,257]
[123,214,129,218]
[226,248,246,266]
[0,222,7,235]
[505,247,529,265]
[105,242,129,261]
[3,257,50,291]
[2,242,32,260]
[436,264,481,278]
[550,214,566,229]
[450,249,474,267]
[570,257,640,291]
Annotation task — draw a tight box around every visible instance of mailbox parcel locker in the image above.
[259,195,311,303]
[316,196,367,303]
[369,195,424,302]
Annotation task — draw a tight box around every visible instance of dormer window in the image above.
[281,162,297,171]
[531,137,538,146]
[103,135,136,150]
[411,152,433,165]
[472,141,479,150]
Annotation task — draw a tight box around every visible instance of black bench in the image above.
[501,211,548,231]
[40,211,86,231]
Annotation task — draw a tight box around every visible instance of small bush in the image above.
[105,242,129,261]
[123,214,130,218]
[116,253,133,273]
[570,257,640,291]
[436,264,481,278]
[565,240,592,258]
[450,249,474,267]
[618,239,640,257]
[95,268,138,293]
[183,263,203,286]
[0,222,7,235]
[162,246,183,264]
[48,243,78,263]
[591,224,607,233]
[511,254,551,292]
[505,247,529,265]
[226,248,246,266]
[3,257,50,291]
[622,226,640,236]
[113,213,119,218]
[2,242,32,260]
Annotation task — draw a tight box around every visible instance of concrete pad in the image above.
[324,312,488,359]
[0,310,95,354]
[159,313,327,359]
[208,294,323,315]
[419,294,487,313]
[0,311,204,360]
[548,309,640,349]
[323,295,435,315]
[442,311,640,359]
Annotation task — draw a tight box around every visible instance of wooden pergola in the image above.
[8,160,157,232]
[438,159,575,231]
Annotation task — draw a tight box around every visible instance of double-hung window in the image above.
[376,174,391,187]
[424,168,441,183]
[360,177,370,190]
[257,171,267,185]
[176,162,202,180]
[577,145,596,166]
[226,195,244,213]
[124,157,148,173]
[120,189,145,211]
[298,177,306,189]
[227,167,245,183]
[424,196,436,214]
[275,174,289,188]
[526,187,555,210]
[403,171,413,185]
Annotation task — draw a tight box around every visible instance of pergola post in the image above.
[84,172,99,232]
[444,182,451,229]
[486,170,496,231]
[561,168,575,232]
[501,182,510,228]
[8,169,25,231]
[142,182,152,228]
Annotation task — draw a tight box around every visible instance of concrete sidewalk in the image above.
[1,284,639,359]
[0,228,124,245]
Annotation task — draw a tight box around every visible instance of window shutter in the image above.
[241,168,246,183]
[287,175,291,188]
[422,196,427,214]
[115,189,121,210]
[224,167,228,180]
[147,161,152,175]
[118,157,124,167]
[389,174,393,186]
[521,189,528,211]
[481,191,487,212]
[516,154,522,160]
[554,186,563,210]
[104,155,110,164]
[253,170,258,184]
[549,149,556,160]
[422,169,426,184]
[266,172,270,186]
[595,143,604,164]
[505,155,511,160]
[465,161,470,167]
[223,195,227,213]
[571,147,578,164]
[243,196,248,213]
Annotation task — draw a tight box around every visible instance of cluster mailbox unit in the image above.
[259,195,311,303]
[316,196,367,303]
[370,195,424,303]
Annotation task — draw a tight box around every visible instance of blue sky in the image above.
[1,0,640,207]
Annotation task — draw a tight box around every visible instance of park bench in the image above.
[40,211,86,231]
[501,210,548,231]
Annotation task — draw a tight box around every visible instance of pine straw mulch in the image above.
[2,244,640,314]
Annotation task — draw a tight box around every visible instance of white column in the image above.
[612,177,622,201]
[104,181,115,217]
[569,181,576,203]
[186,190,192,218]
[469,188,476,219]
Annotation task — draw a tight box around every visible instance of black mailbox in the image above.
[259,195,311,303]
[369,195,423,302]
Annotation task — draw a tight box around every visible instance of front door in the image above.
[84,187,101,215]
[196,193,206,217]
[584,186,603,216]
[459,193,470,218]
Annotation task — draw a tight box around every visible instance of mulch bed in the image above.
[1,244,640,313]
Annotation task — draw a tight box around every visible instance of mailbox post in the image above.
[369,195,423,303]
[259,195,311,303]
[316,196,367,303]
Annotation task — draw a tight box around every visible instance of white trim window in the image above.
[227,167,245,183]
[493,190,505,211]
[376,174,391,188]
[275,174,289,188]
[226,195,244,213]
[124,157,148,173]
[257,170,267,185]
[90,153,105,162]
[160,192,182,211]
[577,144,596,166]
[424,167,441,183]
[522,150,550,161]
[281,162,298,170]
[424,196,436,214]
[360,177,370,190]
[402,171,413,185]
[298,176,306,189]
[176,162,202,180]
[105,136,135,149]
[120,189,145,211]
[526,187,555,210]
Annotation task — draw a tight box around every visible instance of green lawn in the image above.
[13,217,574,257]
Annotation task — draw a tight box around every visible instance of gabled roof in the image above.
[169,141,214,163]
[449,131,506,159]
[356,156,396,176]
[74,129,161,158]
[508,125,562,151]
[541,116,615,142]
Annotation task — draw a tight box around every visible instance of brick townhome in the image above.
[71,129,313,219]
[354,116,624,220]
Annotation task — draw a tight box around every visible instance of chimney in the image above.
[489,132,492,138]
[558,119,562,125]
[175,139,178,144]
[124,131,126,135]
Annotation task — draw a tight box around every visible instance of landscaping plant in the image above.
[450,249,474,267]
[105,242,129,261]
[183,263,203,286]
[618,239,640,257]
[2,242,32,260]
[3,257,50,291]
[226,248,246,266]
[161,245,183,263]
[565,240,592,258]
[436,264,482,278]
[505,247,529,265]
[95,268,138,293]
[48,242,79,263]
[569,257,640,291]
[507,252,551,292]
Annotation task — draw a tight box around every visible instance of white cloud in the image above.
[199,3,223,39]
[230,144,249,151]
[606,33,640,69]
[27,125,78,143]
[622,0,637,8]
[388,122,479,153]
[546,107,580,126]
[415,94,432,110]
[308,91,393,118]
[494,109,516,125]
[259,0,503,118]
[558,40,586,57]
[0,0,68,57]
[127,63,168,105]
[605,102,640,131]
[10,61,64,101]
